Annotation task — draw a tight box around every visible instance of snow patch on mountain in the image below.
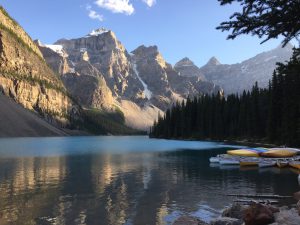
[132,62,152,100]
[44,44,66,57]
[87,28,109,37]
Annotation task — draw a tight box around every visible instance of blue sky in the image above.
[2,0,284,66]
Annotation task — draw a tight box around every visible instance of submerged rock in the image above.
[173,216,209,225]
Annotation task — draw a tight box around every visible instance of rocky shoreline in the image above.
[173,200,300,225]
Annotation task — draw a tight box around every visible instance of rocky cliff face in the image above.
[39,28,222,129]
[200,45,293,94]
[37,42,72,75]
[54,28,143,100]
[62,61,114,109]
[131,45,170,96]
[132,45,222,110]
[37,41,114,109]
[0,7,78,126]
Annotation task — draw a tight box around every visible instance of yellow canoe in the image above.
[289,161,300,170]
[261,149,297,158]
[240,161,258,167]
[227,149,259,157]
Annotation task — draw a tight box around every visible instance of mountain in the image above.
[0,6,79,127]
[40,29,222,130]
[39,29,161,130]
[200,45,294,94]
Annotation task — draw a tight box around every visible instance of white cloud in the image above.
[86,5,104,22]
[95,0,134,15]
[142,0,156,7]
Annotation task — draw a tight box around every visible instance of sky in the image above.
[2,0,285,67]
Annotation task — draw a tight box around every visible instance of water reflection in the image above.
[0,157,66,225]
[0,137,299,225]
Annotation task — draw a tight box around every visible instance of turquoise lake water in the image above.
[0,136,299,225]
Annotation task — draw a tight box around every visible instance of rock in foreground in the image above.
[243,203,279,225]
[270,207,300,225]
[222,203,247,220]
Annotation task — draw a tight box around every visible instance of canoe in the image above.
[261,149,297,158]
[276,160,289,168]
[227,149,260,157]
[240,161,258,167]
[259,161,276,168]
[209,157,220,163]
[269,148,300,152]
[289,161,300,170]
[219,159,240,165]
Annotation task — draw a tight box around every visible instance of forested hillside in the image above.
[150,49,300,146]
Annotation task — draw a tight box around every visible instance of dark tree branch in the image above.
[217,0,300,46]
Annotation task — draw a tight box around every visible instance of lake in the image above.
[0,136,299,225]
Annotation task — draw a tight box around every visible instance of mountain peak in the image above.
[133,45,158,52]
[131,45,159,56]
[174,57,195,68]
[206,57,221,66]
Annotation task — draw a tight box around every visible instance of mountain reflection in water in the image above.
[0,136,299,225]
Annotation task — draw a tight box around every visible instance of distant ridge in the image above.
[200,44,294,94]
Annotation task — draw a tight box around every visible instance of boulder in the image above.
[222,203,247,220]
[210,217,243,225]
[173,216,209,225]
[270,208,300,225]
[243,203,279,225]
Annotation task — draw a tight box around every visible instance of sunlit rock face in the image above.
[200,44,294,95]
[54,29,143,99]
[62,61,114,110]
[0,8,79,126]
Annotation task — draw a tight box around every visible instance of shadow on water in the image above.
[0,136,299,225]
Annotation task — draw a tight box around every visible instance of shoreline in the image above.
[149,136,288,148]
